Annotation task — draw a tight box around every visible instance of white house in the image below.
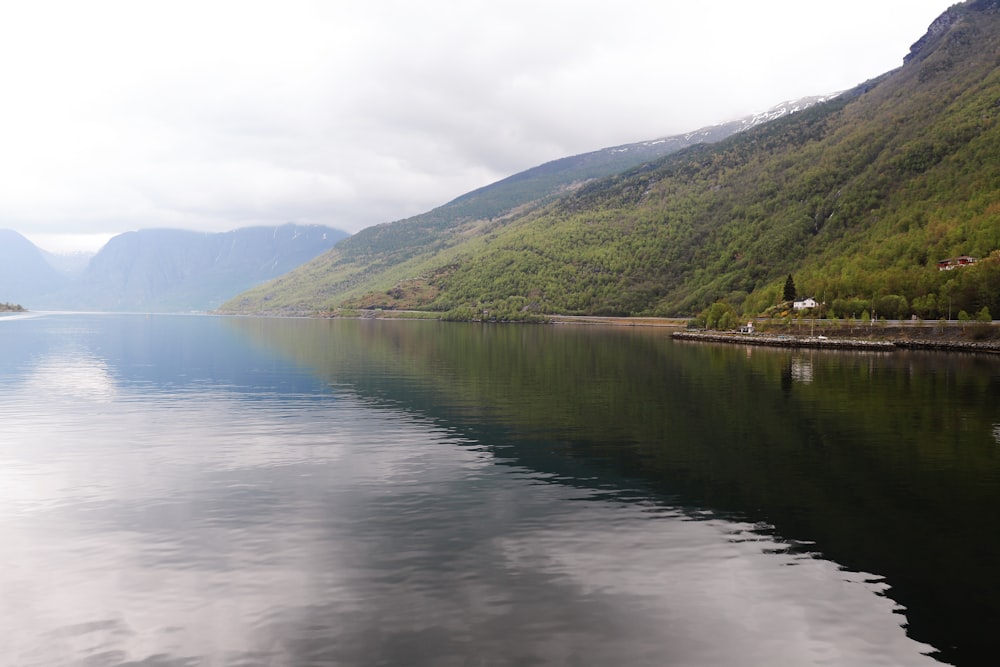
[793,297,819,311]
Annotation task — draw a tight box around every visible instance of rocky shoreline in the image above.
[672,330,1000,354]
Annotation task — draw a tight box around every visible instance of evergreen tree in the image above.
[783,275,797,302]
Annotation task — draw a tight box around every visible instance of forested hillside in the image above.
[223,0,1000,321]
[218,97,835,314]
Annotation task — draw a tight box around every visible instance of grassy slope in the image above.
[225,1,1000,320]
[219,129,740,313]
[414,1,1000,319]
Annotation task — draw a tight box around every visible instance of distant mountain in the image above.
[20,224,348,312]
[221,0,1000,321]
[218,96,836,314]
[0,229,70,305]
[41,249,94,276]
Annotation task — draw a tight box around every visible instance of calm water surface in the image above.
[1,313,998,666]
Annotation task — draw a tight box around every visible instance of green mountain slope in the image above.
[219,98,834,314]
[224,0,1000,321]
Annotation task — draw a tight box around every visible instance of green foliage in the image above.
[912,293,940,319]
[958,310,971,321]
[442,306,478,322]
[875,294,909,320]
[696,301,739,330]
[831,297,871,319]
[783,275,797,302]
[221,3,1000,320]
[976,306,992,322]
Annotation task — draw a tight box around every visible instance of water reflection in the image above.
[22,352,118,402]
[1,314,994,665]
[790,355,814,383]
[0,378,938,666]
[226,317,1000,665]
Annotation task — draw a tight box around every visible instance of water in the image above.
[1,313,998,666]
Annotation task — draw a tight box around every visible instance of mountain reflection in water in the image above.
[2,313,996,665]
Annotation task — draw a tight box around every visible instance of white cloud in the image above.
[0,0,958,251]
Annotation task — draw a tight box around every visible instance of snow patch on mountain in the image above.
[737,93,843,131]
[595,92,842,159]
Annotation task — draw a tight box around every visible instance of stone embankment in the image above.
[672,331,1000,354]
[891,339,1000,353]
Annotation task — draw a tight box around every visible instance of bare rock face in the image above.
[905,0,1000,64]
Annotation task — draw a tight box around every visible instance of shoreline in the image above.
[672,330,1000,354]
[219,309,1000,354]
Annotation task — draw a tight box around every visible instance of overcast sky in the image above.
[2,0,957,253]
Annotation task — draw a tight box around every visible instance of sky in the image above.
[1,0,958,254]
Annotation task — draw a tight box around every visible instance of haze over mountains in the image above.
[0,230,69,306]
[0,94,829,314]
[222,0,1000,321]
[4,1,996,321]
[1,225,347,312]
[215,94,840,314]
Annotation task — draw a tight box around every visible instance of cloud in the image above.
[0,0,957,250]
[0,352,938,666]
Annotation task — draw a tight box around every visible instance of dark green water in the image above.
[1,313,998,665]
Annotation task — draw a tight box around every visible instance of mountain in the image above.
[28,224,348,312]
[218,96,836,314]
[438,92,840,225]
[41,249,94,276]
[0,229,70,305]
[223,0,1000,321]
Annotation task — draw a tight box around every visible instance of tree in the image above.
[699,301,739,330]
[783,274,797,302]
